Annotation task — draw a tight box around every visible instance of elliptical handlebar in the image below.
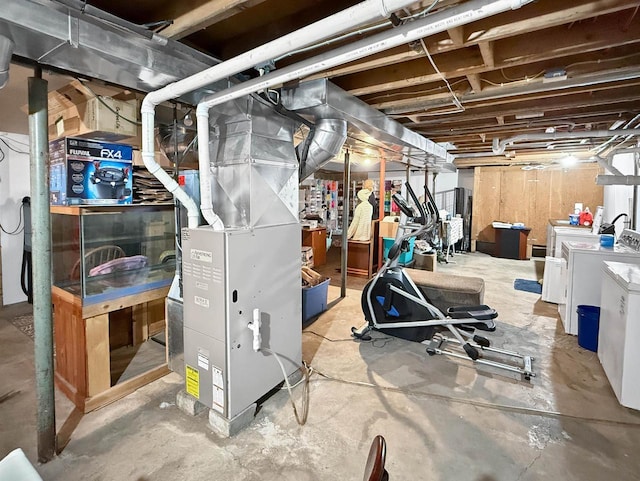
[423,184,440,224]
[405,182,427,222]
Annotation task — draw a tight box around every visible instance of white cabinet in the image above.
[598,261,640,410]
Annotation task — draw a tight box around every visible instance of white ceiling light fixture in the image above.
[515,112,544,120]
[559,155,578,168]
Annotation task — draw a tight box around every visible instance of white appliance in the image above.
[546,224,599,257]
[541,256,566,304]
[558,229,640,335]
[598,261,640,410]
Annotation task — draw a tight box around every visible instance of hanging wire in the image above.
[419,38,464,112]
[0,202,25,236]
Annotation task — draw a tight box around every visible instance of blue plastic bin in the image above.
[576,305,600,352]
[383,237,415,264]
[302,278,330,322]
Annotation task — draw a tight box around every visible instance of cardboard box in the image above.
[379,217,400,238]
[301,246,314,268]
[50,137,133,205]
[132,149,173,169]
[46,80,139,142]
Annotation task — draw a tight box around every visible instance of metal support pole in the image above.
[377,157,386,269]
[340,150,351,298]
[634,150,639,230]
[29,71,56,462]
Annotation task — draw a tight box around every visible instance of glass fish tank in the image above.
[51,204,176,303]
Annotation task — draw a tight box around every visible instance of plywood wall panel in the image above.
[471,163,604,247]
[472,166,502,243]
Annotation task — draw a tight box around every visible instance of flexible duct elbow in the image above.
[0,36,14,89]
[299,119,347,181]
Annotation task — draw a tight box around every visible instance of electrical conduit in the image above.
[140,0,422,227]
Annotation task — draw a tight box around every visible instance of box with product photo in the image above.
[50,137,133,205]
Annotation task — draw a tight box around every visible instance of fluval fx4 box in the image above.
[50,137,133,205]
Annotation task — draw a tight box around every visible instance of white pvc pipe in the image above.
[193,0,533,210]
[198,0,533,113]
[196,109,224,230]
[492,129,640,155]
[140,0,420,225]
[141,111,201,228]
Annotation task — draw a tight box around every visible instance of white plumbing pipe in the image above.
[140,0,421,226]
[194,0,533,212]
[196,108,224,230]
[141,111,201,228]
[492,129,640,155]
[199,0,532,112]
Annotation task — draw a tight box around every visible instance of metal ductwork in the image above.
[207,95,299,229]
[298,118,347,181]
[282,79,455,172]
[0,35,13,89]
[0,0,222,101]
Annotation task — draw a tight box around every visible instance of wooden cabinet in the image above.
[302,227,327,267]
[347,220,379,277]
[494,228,531,260]
[472,164,603,248]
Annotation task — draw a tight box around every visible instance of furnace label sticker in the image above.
[195,281,208,291]
[190,248,213,263]
[212,365,224,413]
[197,348,209,371]
[185,365,199,399]
[194,296,210,308]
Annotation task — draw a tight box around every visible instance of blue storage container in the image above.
[383,237,415,264]
[577,305,600,352]
[302,278,330,322]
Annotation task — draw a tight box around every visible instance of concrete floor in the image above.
[2,252,640,480]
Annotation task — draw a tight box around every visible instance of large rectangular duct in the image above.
[281,78,455,172]
[207,96,299,228]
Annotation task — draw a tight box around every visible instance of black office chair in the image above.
[363,435,389,481]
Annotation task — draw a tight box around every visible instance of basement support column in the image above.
[29,68,56,462]
[634,149,639,230]
[340,150,351,299]
[377,157,386,269]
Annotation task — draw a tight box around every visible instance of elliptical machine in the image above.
[352,182,534,381]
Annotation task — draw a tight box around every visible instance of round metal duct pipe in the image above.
[0,36,14,89]
[299,119,348,181]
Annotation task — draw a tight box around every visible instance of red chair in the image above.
[363,435,389,481]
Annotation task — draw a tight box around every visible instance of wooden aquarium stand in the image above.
[52,285,170,413]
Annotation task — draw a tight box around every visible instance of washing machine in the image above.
[598,261,640,410]
[558,229,640,335]
[546,222,599,257]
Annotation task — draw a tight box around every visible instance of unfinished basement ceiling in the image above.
[12,0,640,167]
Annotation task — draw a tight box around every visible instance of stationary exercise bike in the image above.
[352,183,534,381]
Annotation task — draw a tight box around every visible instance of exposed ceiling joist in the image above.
[160,0,268,40]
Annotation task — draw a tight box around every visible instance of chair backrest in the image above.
[70,245,126,280]
[363,435,388,481]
